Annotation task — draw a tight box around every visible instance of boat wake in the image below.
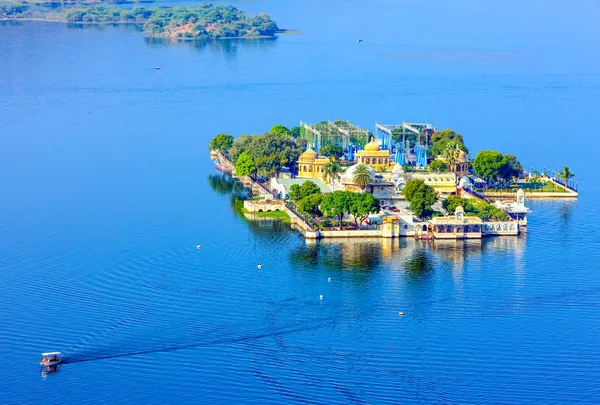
[62,318,335,364]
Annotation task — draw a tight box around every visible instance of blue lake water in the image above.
[1,0,600,403]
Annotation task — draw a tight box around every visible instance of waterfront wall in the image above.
[484,191,578,200]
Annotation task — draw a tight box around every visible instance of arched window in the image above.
[378,158,382,164]
[384,159,388,165]
[365,158,370,164]
[308,166,313,172]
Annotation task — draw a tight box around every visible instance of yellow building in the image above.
[355,139,391,171]
[297,146,331,181]
[410,172,457,195]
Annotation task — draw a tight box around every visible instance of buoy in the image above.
[328,277,331,282]
[320,295,323,300]
[196,245,201,249]
[398,312,404,316]
[257,264,262,269]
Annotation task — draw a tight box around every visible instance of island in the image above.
[209,120,578,240]
[0,1,279,39]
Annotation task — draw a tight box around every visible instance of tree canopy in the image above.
[352,164,373,190]
[557,166,575,185]
[297,194,323,217]
[472,150,523,182]
[322,162,343,191]
[442,195,509,220]
[428,160,448,173]
[289,180,321,201]
[270,125,290,135]
[318,144,344,159]
[348,192,380,227]
[321,190,352,227]
[402,179,438,218]
[234,150,256,177]
[208,133,234,152]
[228,132,303,177]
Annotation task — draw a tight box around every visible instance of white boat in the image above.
[40,352,62,367]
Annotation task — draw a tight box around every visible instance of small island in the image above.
[209,120,578,240]
[0,1,279,39]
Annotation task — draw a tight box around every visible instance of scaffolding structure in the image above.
[300,120,372,161]
[375,122,436,167]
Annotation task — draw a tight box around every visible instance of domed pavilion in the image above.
[341,163,376,192]
[451,150,470,177]
[297,146,331,181]
[355,138,391,171]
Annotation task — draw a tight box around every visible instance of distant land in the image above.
[0,1,280,39]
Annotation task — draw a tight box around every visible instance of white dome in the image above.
[392,163,404,175]
[458,176,472,188]
[345,163,376,179]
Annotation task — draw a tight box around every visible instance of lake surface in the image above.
[1,0,600,403]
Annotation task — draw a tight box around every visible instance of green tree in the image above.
[348,193,380,227]
[402,179,438,219]
[234,150,256,178]
[557,166,575,187]
[322,162,343,191]
[270,125,290,135]
[352,163,373,191]
[472,150,506,182]
[428,160,448,173]
[321,190,352,227]
[297,194,323,217]
[428,129,468,159]
[289,180,321,201]
[244,132,302,177]
[473,150,523,182]
[443,142,462,167]
[319,144,344,159]
[498,154,523,180]
[208,133,234,153]
[290,126,302,138]
[229,135,253,163]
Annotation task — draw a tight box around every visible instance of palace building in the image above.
[297,146,331,181]
[355,139,391,171]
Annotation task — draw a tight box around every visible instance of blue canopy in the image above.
[395,143,405,165]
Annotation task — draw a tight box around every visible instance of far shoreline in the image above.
[0,18,292,40]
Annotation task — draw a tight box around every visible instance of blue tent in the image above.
[395,143,405,165]
[414,145,427,167]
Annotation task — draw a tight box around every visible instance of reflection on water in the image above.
[207,173,247,196]
[402,248,435,280]
[144,36,277,55]
[65,22,145,33]
[209,173,528,283]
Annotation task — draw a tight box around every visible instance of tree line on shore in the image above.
[0,2,279,39]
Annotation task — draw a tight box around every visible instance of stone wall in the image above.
[243,200,285,212]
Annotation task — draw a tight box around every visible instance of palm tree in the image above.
[443,142,461,168]
[323,162,343,191]
[352,163,373,191]
[557,166,575,189]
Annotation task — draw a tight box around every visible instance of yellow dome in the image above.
[364,139,381,151]
[299,147,317,161]
[457,150,468,162]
